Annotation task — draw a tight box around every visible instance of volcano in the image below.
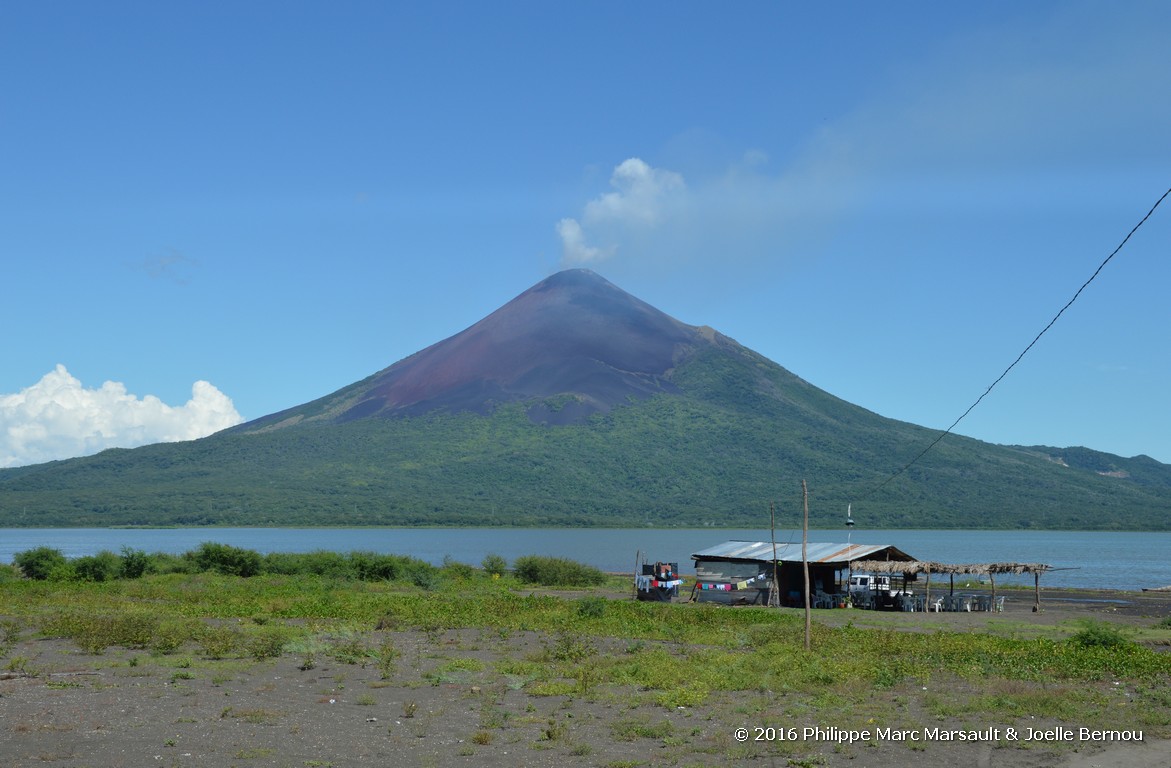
[4,269,1170,530]
[241,269,732,429]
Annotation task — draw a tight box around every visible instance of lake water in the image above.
[1,528,1167,592]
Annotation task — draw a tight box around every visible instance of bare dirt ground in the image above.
[1,587,1169,768]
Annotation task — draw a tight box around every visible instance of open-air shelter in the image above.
[850,559,1052,611]
[691,540,916,606]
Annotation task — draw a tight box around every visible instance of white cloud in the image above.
[583,158,685,226]
[555,218,609,264]
[555,151,844,276]
[555,9,1171,284]
[558,158,686,266]
[0,365,244,468]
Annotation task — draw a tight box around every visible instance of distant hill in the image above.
[2,269,1169,529]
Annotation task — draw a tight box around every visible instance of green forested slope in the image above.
[2,341,1168,529]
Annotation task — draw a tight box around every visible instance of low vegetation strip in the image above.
[4,545,1170,684]
[2,545,1170,767]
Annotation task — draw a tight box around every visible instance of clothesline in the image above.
[635,575,684,590]
[695,571,770,591]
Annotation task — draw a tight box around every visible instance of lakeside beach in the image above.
[2,572,1169,768]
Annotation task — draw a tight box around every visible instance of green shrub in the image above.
[513,555,606,587]
[408,567,440,591]
[576,595,608,618]
[147,552,195,574]
[189,543,262,577]
[198,625,245,659]
[119,547,151,579]
[71,550,121,582]
[545,630,597,662]
[481,553,508,577]
[349,551,393,580]
[150,619,196,655]
[13,546,67,580]
[1067,619,1134,649]
[350,551,432,581]
[376,639,399,679]
[441,555,475,581]
[245,627,290,660]
[0,619,21,655]
[40,610,159,654]
[263,550,352,578]
[327,634,370,665]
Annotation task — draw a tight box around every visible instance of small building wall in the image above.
[694,559,772,605]
[694,558,845,606]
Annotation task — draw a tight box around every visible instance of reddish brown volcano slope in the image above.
[341,269,703,423]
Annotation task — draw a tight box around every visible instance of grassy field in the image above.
[2,549,1171,767]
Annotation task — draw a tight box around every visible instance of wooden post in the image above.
[925,565,931,613]
[802,479,811,651]
[989,571,996,609]
[1033,571,1042,613]
[769,500,780,608]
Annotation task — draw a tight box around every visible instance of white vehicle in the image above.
[848,573,913,608]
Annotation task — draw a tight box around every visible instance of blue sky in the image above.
[2,1,1169,468]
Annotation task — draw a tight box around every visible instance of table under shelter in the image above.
[849,559,1052,612]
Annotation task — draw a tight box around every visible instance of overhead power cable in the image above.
[863,184,1171,501]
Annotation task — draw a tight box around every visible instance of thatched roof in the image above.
[849,560,1050,576]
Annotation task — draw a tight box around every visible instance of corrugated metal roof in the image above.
[692,540,914,565]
